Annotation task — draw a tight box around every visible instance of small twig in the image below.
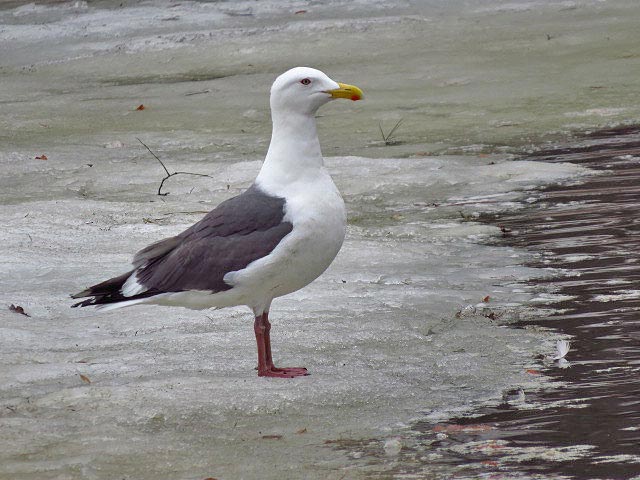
[387,118,403,139]
[137,137,170,176]
[379,119,404,146]
[185,89,211,97]
[136,138,213,196]
[378,123,386,142]
[175,171,213,179]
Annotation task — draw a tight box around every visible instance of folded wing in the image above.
[72,185,293,307]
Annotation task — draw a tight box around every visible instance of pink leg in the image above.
[254,312,308,378]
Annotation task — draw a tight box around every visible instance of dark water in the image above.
[418,126,640,479]
[333,126,640,479]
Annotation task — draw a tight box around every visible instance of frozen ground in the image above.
[0,1,638,479]
[0,154,588,480]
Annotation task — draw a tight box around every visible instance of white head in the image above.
[270,66,363,116]
[258,67,363,187]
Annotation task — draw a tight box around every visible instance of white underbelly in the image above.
[224,176,346,310]
[269,210,346,297]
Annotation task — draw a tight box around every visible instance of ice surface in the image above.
[0,153,587,479]
[0,0,636,478]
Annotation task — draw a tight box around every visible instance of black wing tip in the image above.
[70,288,97,308]
[70,289,90,299]
[70,293,100,308]
[71,299,90,308]
[69,270,135,308]
[70,290,160,309]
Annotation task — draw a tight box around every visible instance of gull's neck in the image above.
[256,110,326,190]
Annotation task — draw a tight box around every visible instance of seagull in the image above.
[71,67,363,378]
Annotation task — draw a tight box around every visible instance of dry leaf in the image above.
[296,428,307,434]
[482,295,490,302]
[79,374,91,384]
[525,369,540,375]
[261,435,282,440]
[294,10,307,14]
[35,154,48,160]
[9,304,30,317]
[203,478,218,480]
[136,104,145,111]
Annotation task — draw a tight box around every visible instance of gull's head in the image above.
[270,66,363,116]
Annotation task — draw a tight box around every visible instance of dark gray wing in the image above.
[135,184,293,294]
[132,236,182,269]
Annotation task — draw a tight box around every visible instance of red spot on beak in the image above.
[351,95,360,101]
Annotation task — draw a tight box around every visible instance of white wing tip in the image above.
[121,273,147,297]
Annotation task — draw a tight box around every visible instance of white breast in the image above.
[224,170,346,310]
[275,173,347,294]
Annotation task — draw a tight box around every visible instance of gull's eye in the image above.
[300,78,311,85]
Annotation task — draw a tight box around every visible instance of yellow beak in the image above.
[326,82,364,101]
